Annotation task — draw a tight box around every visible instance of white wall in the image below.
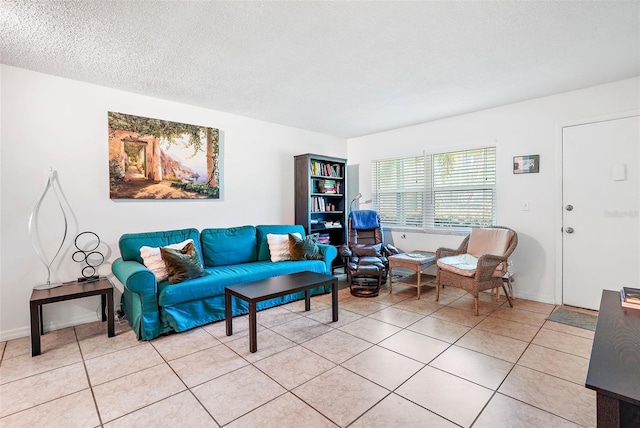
[0,65,346,341]
[347,77,640,303]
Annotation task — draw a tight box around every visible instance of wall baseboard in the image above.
[0,313,102,342]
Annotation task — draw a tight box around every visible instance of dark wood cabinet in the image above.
[294,154,347,265]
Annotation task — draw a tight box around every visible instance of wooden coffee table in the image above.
[388,251,436,299]
[225,271,338,353]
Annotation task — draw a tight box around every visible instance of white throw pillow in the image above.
[140,239,194,282]
[267,233,301,262]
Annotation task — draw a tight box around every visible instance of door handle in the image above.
[565,205,573,211]
[565,227,574,234]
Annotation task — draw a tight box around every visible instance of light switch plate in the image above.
[612,163,626,181]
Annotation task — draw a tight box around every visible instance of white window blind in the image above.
[372,146,496,230]
[372,156,425,227]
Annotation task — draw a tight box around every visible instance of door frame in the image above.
[554,109,640,305]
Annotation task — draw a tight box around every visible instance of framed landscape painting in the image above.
[108,112,221,199]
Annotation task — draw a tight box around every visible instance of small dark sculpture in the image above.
[72,231,104,282]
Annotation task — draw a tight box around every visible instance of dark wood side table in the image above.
[30,277,115,357]
[586,290,640,427]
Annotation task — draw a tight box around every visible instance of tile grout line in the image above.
[0,279,595,427]
[74,326,105,428]
[470,303,595,427]
[148,334,222,427]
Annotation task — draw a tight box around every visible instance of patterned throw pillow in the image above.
[288,233,322,260]
[159,242,207,284]
[140,239,194,281]
[267,233,301,262]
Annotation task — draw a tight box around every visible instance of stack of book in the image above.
[317,233,330,244]
[620,286,640,310]
[317,180,337,194]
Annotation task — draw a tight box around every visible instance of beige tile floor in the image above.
[0,277,596,427]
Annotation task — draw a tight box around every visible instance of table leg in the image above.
[249,302,257,353]
[389,266,393,294]
[331,280,338,322]
[305,289,311,311]
[225,291,232,336]
[596,393,620,428]
[30,302,41,357]
[106,289,115,337]
[39,305,44,334]
[506,274,515,299]
[417,268,421,299]
[101,294,107,322]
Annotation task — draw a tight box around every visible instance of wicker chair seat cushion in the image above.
[467,228,514,258]
[437,254,504,278]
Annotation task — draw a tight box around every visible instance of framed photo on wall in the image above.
[513,155,540,174]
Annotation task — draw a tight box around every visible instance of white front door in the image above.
[562,115,639,310]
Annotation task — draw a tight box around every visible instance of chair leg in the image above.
[435,270,440,302]
[474,296,479,316]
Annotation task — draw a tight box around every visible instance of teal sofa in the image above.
[112,225,337,340]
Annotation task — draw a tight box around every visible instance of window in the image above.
[372,146,496,231]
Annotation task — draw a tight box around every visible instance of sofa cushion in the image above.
[289,233,321,260]
[140,239,194,282]
[351,243,382,257]
[160,242,207,284]
[437,254,479,277]
[119,229,202,264]
[158,259,326,307]
[256,225,306,261]
[467,228,514,257]
[437,253,505,278]
[200,226,257,267]
[267,233,301,262]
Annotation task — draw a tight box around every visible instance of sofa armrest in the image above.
[112,258,163,340]
[338,244,352,259]
[383,244,401,257]
[436,247,463,259]
[317,243,338,274]
[112,258,158,296]
[476,254,505,281]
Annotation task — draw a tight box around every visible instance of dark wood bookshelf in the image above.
[294,153,347,270]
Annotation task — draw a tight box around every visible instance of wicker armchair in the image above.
[436,226,517,315]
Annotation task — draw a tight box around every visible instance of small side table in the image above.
[493,272,515,301]
[388,251,437,299]
[30,277,115,356]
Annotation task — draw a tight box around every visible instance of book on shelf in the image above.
[621,286,640,303]
[310,161,343,178]
[620,288,640,309]
[317,233,330,244]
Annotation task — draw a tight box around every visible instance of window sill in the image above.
[382,226,470,236]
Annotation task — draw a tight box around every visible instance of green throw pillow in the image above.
[160,242,207,284]
[288,233,322,260]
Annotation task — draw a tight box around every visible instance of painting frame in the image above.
[513,155,540,174]
[108,112,221,200]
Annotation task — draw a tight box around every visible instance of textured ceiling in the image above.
[1,1,639,138]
